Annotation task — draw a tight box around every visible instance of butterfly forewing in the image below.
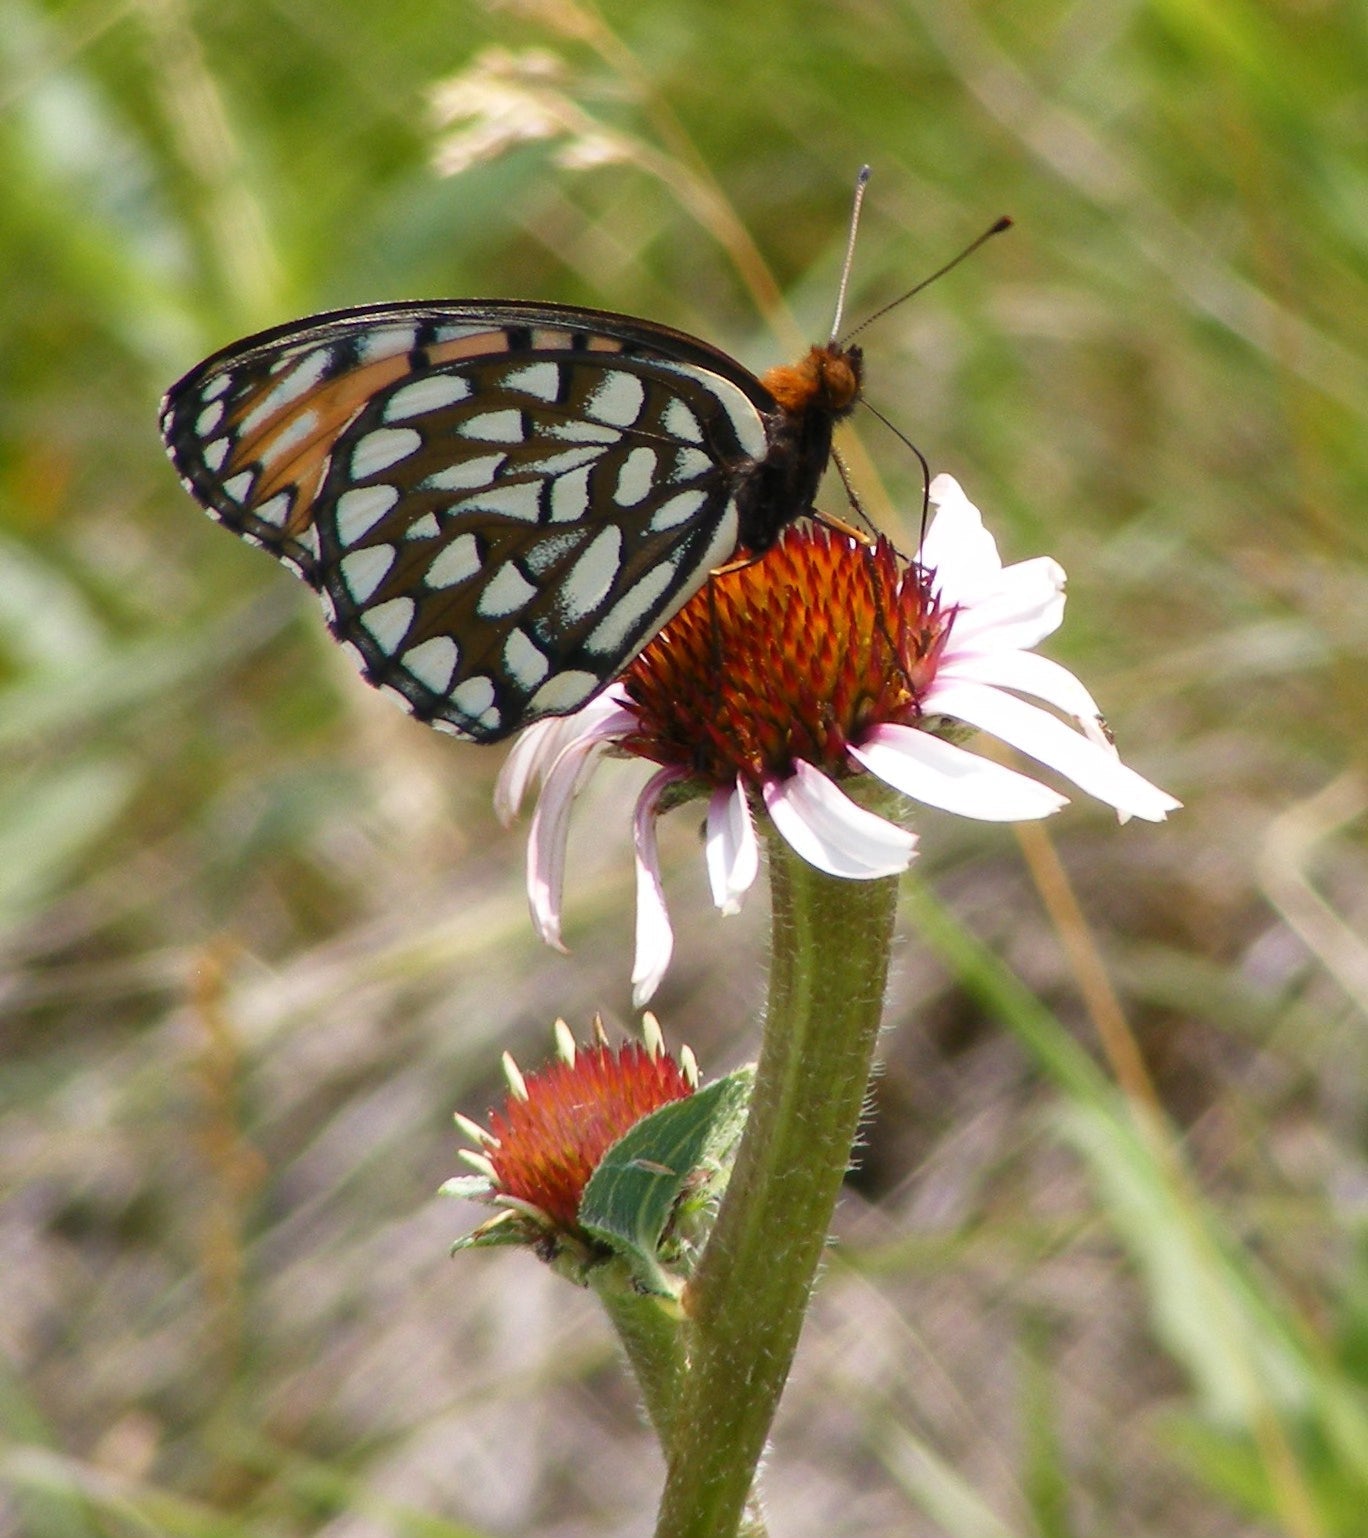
[161,300,860,742]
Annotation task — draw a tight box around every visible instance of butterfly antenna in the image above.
[828,165,872,342]
[841,215,1013,345]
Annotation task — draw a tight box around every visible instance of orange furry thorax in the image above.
[759,343,863,416]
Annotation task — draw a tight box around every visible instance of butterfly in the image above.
[160,298,863,743]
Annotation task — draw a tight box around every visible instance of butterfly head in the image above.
[759,342,863,420]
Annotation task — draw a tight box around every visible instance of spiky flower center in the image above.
[619,525,951,786]
[487,1043,694,1231]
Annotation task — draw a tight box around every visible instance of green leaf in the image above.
[449,1217,538,1254]
[579,1067,753,1295]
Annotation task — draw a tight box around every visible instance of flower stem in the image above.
[652,830,901,1538]
[594,1263,688,1448]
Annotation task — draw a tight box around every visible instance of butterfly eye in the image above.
[161,301,862,741]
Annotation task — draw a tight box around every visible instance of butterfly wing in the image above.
[161,302,779,741]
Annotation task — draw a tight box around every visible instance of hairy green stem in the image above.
[652,832,901,1538]
[595,1265,688,1448]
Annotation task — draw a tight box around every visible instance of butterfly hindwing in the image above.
[310,349,765,739]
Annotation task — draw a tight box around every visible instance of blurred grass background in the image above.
[2,0,1366,1533]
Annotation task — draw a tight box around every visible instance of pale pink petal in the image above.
[851,725,1066,821]
[494,693,634,824]
[926,680,1182,822]
[938,647,1104,726]
[495,720,561,826]
[919,474,1001,589]
[762,760,917,879]
[939,556,1067,652]
[705,780,760,915]
[632,769,682,1006]
[524,732,616,951]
